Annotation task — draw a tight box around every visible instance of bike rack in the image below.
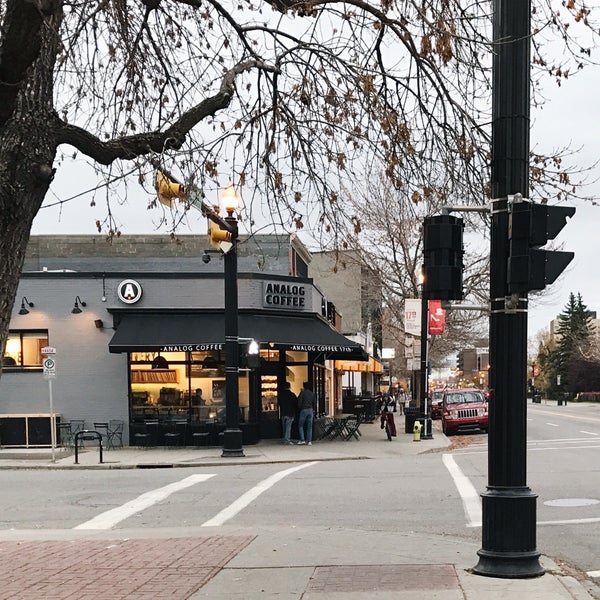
[74,430,103,464]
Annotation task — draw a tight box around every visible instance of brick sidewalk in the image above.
[0,536,254,600]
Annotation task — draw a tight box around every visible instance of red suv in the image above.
[430,389,445,419]
[441,388,488,436]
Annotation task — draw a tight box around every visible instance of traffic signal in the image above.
[209,218,233,253]
[156,170,186,208]
[422,214,464,300]
[507,199,575,293]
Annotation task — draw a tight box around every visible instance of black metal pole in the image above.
[419,290,432,439]
[473,0,543,578]
[222,214,244,457]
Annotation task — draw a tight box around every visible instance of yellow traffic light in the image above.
[156,170,186,208]
[209,219,233,253]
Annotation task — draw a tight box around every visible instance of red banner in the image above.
[428,300,446,335]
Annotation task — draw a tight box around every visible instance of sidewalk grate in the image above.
[307,564,459,593]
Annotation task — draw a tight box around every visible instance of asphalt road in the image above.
[0,402,598,583]
[450,401,600,576]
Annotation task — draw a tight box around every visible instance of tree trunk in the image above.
[0,114,56,379]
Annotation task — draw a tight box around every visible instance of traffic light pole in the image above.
[419,291,432,439]
[473,0,543,578]
[222,214,244,457]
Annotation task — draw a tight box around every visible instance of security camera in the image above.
[202,253,211,264]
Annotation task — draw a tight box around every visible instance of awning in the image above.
[108,310,367,359]
[334,356,383,373]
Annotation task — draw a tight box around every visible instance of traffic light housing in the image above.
[156,170,186,208]
[209,218,233,253]
[422,215,464,300]
[507,199,575,293]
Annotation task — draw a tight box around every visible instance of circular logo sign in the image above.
[117,279,143,304]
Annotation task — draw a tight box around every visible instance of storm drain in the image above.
[307,564,459,593]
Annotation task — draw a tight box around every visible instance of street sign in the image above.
[43,357,56,379]
[41,346,57,355]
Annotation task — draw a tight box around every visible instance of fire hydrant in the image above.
[413,420,422,442]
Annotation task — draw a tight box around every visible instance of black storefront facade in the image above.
[108,308,367,445]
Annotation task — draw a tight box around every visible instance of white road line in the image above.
[546,422,559,427]
[529,444,600,451]
[442,454,481,528]
[588,570,600,578]
[538,517,600,526]
[529,437,598,444]
[202,461,319,527]
[74,474,215,530]
[580,430,598,436]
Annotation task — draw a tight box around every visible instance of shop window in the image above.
[2,330,48,370]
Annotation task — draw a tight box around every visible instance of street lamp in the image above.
[220,183,244,457]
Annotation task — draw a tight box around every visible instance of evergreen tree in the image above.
[554,293,596,394]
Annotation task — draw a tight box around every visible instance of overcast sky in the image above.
[31,41,599,345]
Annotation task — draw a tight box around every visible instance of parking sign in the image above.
[43,357,56,379]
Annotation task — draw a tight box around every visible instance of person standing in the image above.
[279,382,297,445]
[297,381,317,445]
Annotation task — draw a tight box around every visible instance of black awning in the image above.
[239,313,367,359]
[108,310,366,359]
[108,313,226,353]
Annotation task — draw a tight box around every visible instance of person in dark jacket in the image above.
[279,382,297,444]
[297,381,317,445]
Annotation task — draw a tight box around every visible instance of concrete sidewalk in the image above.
[0,420,597,599]
[0,417,444,469]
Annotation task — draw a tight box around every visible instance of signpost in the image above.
[42,347,57,463]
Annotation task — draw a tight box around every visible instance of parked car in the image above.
[430,388,446,419]
[441,388,488,436]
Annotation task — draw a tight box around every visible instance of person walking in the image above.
[297,381,317,445]
[279,381,297,445]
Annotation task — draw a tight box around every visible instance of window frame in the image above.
[2,329,49,372]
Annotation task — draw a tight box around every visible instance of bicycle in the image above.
[380,409,396,441]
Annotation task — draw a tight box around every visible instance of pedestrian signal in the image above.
[507,198,575,293]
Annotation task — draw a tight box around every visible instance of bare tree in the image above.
[1,0,598,374]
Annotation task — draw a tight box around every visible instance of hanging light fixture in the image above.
[151,355,169,369]
[72,296,87,314]
[19,297,34,315]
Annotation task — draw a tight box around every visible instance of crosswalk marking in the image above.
[202,462,319,527]
[74,474,215,530]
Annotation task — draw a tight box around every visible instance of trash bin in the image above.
[404,406,420,434]
[533,393,542,404]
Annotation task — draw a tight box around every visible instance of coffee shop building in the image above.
[0,234,369,447]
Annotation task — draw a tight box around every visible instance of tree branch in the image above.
[54,59,277,164]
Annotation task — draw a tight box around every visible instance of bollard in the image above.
[413,420,422,442]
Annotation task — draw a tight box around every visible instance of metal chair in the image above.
[57,422,74,448]
[69,420,85,436]
[191,423,211,447]
[132,419,159,447]
[342,416,362,441]
[163,419,186,447]
[93,422,109,447]
[107,420,124,449]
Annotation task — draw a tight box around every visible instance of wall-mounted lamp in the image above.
[94,319,104,329]
[19,296,34,315]
[72,296,87,314]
